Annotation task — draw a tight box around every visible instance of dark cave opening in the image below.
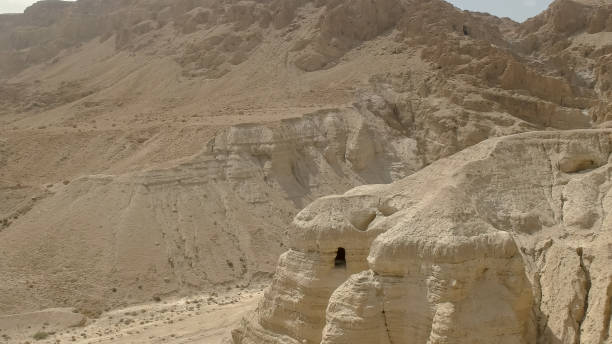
[334,247,346,268]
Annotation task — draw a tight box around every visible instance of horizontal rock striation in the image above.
[0,105,422,314]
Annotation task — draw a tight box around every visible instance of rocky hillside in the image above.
[0,0,610,325]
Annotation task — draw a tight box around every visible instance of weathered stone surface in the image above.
[234,130,612,344]
[1,0,611,331]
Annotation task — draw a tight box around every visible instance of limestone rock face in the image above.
[233,130,612,344]
[1,0,611,325]
[517,0,612,125]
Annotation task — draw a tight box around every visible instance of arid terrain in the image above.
[0,0,611,343]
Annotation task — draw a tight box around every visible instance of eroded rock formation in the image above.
[0,0,611,326]
[233,130,612,343]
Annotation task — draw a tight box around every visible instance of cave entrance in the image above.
[334,247,346,268]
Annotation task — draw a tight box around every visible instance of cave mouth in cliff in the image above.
[334,247,346,268]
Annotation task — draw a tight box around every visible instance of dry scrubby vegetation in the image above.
[32,331,50,340]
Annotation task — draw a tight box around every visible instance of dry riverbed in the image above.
[0,289,262,344]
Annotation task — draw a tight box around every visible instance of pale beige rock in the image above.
[0,0,611,341]
[235,130,612,344]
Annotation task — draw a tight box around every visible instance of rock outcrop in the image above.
[516,0,612,126]
[233,130,612,344]
[1,0,611,325]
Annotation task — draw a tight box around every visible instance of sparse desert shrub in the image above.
[32,331,50,340]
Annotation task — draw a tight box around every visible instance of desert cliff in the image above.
[0,0,611,343]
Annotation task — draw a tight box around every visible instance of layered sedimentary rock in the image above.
[1,0,611,320]
[233,129,612,344]
[0,80,581,315]
[0,106,422,314]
